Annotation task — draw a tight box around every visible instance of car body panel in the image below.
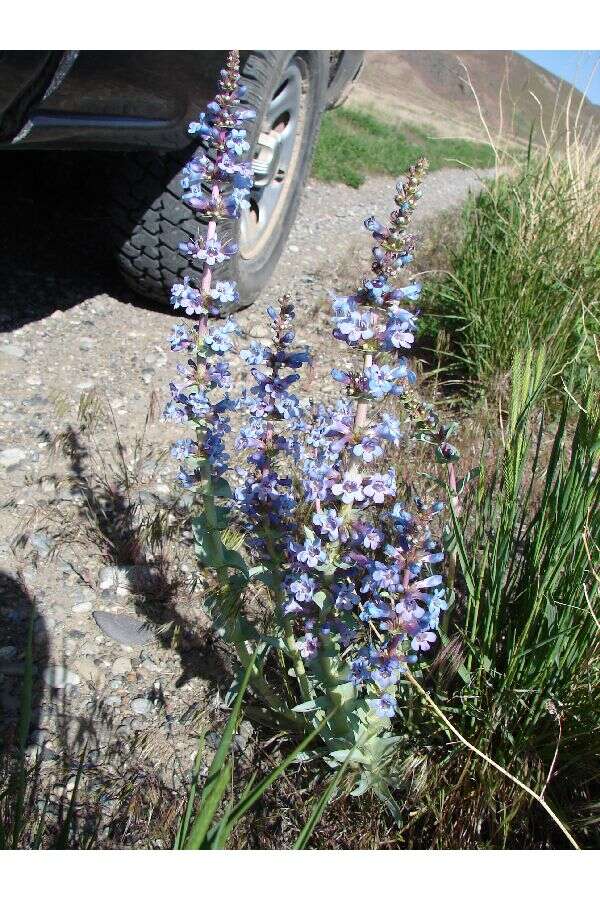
[0,50,363,152]
[2,50,231,151]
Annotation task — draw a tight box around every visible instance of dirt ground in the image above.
[0,154,493,841]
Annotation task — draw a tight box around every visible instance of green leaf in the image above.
[292,697,331,713]
[174,730,206,849]
[183,651,257,850]
[312,591,327,610]
[204,706,341,846]
[294,748,359,849]
[350,771,372,797]
[194,521,249,579]
[183,761,233,850]
[192,510,228,538]
[222,547,250,579]
[248,565,276,588]
[211,477,233,499]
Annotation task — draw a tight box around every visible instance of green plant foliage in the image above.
[312,106,496,188]
[393,351,600,847]
[424,156,600,400]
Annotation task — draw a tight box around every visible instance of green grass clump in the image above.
[393,352,600,848]
[424,140,600,400]
[312,106,496,188]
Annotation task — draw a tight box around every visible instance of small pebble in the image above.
[0,448,27,469]
[112,656,132,676]
[43,666,81,690]
[72,601,92,614]
[131,697,152,716]
[0,344,26,359]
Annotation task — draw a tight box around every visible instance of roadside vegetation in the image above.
[312,106,496,188]
[422,137,600,401]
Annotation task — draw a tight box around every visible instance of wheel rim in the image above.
[239,59,306,260]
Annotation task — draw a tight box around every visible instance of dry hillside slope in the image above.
[350,50,600,146]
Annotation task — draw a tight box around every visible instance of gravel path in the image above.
[0,163,492,834]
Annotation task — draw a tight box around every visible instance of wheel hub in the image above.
[239,60,305,259]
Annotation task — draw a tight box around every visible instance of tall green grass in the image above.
[424,130,600,399]
[312,106,496,188]
[396,352,600,848]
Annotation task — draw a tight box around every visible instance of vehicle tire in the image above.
[109,50,328,309]
[326,51,364,109]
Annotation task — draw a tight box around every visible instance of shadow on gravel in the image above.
[59,425,231,692]
[0,571,49,753]
[0,151,152,333]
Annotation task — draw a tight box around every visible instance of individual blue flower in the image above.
[353,523,384,550]
[224,187,251,217]
[349,654,371,686]
[176,468,198,490]
[353,435,383,463]
[296,631,319,660]
[211,280,239,306]
[292,537,327,569]
[240,341,271,365]
[361,277,389,304]
[394,597,426,632]
[363,470,396,504]
[187,392,211,418]
[363,364,406,400]
[201,238,235,266]
[163,401,188,424]
[329,293,356,317]
[383,318,415,351]
[332,583,359,611]
[204,320,237,354]
[364,216,389,240]
[362,561,399,595]
[226,128,250,156]
[170,323,193,351]
[359,598,394,622]
[370,656,402,690]
[396,282,422,302]
[366,693,398,718]
[390,502,413,531]
[335,311,375,345]
[283,573,316,614]
[331,473,364,504]
[411,629,437,652]
[171,278,207,316]
[428,588,448,615]
[375,414,402,445]
[313,508,344,542]
[171,438,197,461]
[206,361,231,388]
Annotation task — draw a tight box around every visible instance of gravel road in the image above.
[0,160,493,833]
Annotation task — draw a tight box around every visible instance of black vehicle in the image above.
[0,50,363,306]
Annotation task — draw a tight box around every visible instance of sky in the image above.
[519,51,600,104]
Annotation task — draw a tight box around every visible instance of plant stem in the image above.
[283,618,313,703]
[404,668,580,850]
[200,465,303,730]
[317,636,353,737]
[262,518,313,705]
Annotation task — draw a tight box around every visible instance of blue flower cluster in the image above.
[163,53,448,728]
[234,300,310,559]
[329,161,429,404]
[162,50,254,485]
[270,160,447,718]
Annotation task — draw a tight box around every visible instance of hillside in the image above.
[349,50,600,147]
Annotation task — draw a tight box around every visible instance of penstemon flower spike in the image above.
[163,50,305,730]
